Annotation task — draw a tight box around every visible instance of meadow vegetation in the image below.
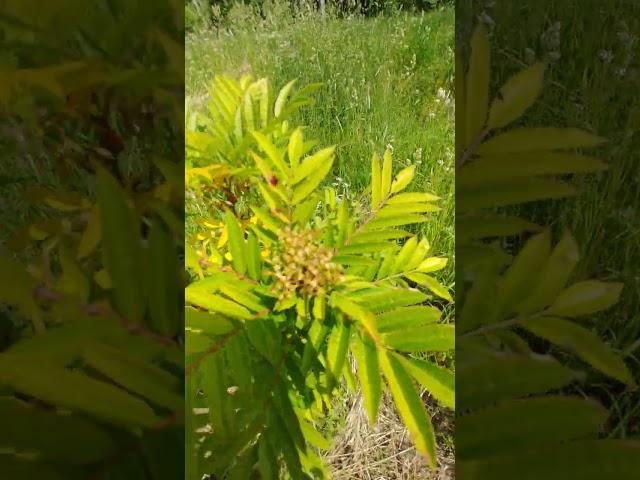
[185,1,455,478]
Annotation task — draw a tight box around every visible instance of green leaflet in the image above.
[351,334,382,424]
[288,127,304,168]
[521,316,634,386]
[516,230,579,314]
[291,146,335,185]
[246,231,262,280]
[487,62,545,130]
[274,79,297,118]
[251,206,283,234]
[379,349,437,466]
[458,180,576,212]
[225,210,247,275]
[352,287,428,312]
[378,202,441,217]
[325,320,351,391]
[291,151,335,205]
[257,182,281,211]
[398,355,455,409]
[184,307,233,335]
[376,305,441,332]
[246,318,282,364]
[270,412,304,477]
[406,273,452,301]
[371,152,382,209]
[82,342,183,411]
[476,127,607,155]
[457,396,607,461]
[218,283,265,312]
[77,203,102,259]
[496,230,551,317]
[185,288,252,320]
[331,293,379,341]
[292,195,319,225]
[227,445,258,480]
[349,229,413,244]
[456,353,577,410]
[56,245,89,302]
[147,220,180,337]
[457,440,640,480]
[0,354,160,428]
[458,153,607,188]
[466,22,490,141]
[299,418,331,451]
[302,319,330,374]
[416,257,448,273]
[390,165,415,194]
[365,214,428,230]
[391,236,418,274]
[252,131,289,179]
[0,396,115,465]
[375,248,398,280]
[257,433,279,480]
[97,168,145,324]
[380,149,393,199]
[382,324,454,352]
[547,281,624,317]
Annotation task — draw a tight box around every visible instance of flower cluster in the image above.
[271,227,343,300]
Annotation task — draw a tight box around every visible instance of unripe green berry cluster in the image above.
[271,227,343,300]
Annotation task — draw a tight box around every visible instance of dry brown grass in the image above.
[323,389,454,480]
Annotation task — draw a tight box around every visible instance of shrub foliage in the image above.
[456,23,640,478]
[185,76,454,478]
[0,1,184,478]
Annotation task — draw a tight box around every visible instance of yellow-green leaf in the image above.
[288,127,304,168]
[466,23,490,142]
[225,210,247,275]
[292,147,335,185]
[381,149,393,199]
[521,316,634,386]
[382,324,454,352]
[487,62,545,129]
[0,355,159,428]
[185,288,252,320]
[476,127,607,155]
[97,169,145,323]
[379,349,437,466]
[291,153,334,205]
[547,281,624,317]
[371,152,382,209]
[398,355,454,410]
[390,165,415,194]
[352,334,382,424]
[274,79,297,117]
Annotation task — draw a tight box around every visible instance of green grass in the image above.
[470,1,640,437]
[186,5,455,292]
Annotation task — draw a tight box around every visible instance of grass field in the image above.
[186,3,455,477]
[468,1,640,438]
[187,4,455,285]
